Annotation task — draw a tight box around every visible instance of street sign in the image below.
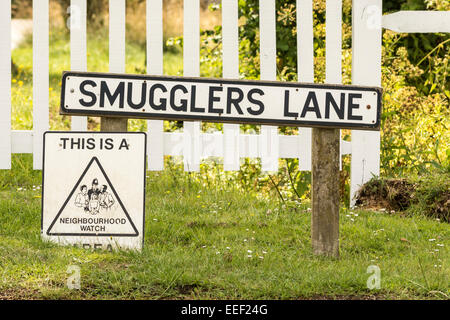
[60,71,382,130]
[41,131,147,250]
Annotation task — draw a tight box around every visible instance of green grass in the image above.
[0,154,448,299]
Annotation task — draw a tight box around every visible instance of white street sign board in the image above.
[41,131,147,250]
[61,71,382,130]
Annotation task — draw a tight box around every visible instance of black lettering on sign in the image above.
[190,85,205,112]
[119,139,129,150]
[283,90,298,118]
[86,138,95,150]
[208,86,223,114]
[301,92,321,119]
[71,138,81,149]
[105,138,114,150]
[100,81,125,108]
[79,80,97,107]
[149,83,167,111]
[99,138,114,150]
[247,89,265,115]
[60,137,69,149]
[348,93,363,120]
[127,82,147,110]
[170,85,188,112]
[226,87,244,115]
[325,92,345,119]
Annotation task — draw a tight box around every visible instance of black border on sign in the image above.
[47,156,139,237]
[41,132,147,243]
[60,71,383,130]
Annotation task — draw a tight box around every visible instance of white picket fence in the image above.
[0,1,449,205]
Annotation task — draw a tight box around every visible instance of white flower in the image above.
[247,250,252,253]
[429,239,436,241]
[247,255,252,258]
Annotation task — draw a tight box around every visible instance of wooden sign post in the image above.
[312,128,340,257]
[60,71,382,258]
[101,117,127,133]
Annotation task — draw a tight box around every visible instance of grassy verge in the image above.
[0,155,448,300]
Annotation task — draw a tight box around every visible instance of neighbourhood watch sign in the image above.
[41,132,147,250]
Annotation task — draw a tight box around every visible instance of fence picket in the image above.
[70,0,87,131]
[33,0,49,170]
[147,0,165,170]
[350,0,382,206]
[222,0,240,171]
[0,1,11,169]
[259,0,279,172]
[383,11,450,33]
[325,0,343,170]
[109,0,126,74]
[183,0,201,172]
[296,0,314,171]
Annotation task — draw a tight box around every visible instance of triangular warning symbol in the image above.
[47,157,139,237]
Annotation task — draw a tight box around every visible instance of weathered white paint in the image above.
[33,0,49,170]
[383,11,450,33]
[147,0,164,170]
[351,0,382,207]
[222,0,240,171]
[325,0,344,170]
[183,0,201,172]
[0,1,11,169]
[296,0,314,171]
[70,0,87,131]
[259,0,279,172]
[109,0,126,74]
